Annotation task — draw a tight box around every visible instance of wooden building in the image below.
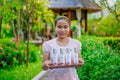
[48,0,101,36]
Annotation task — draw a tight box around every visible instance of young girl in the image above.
[42,16,84,80]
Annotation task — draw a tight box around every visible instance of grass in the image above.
[0,39,43,80]
[0,60,42,80]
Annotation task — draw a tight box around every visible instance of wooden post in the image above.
[60,9,62,15]
[80,10,85,28]
[45,23,48,40]
[68,10,72,37]
[84,10,88,32]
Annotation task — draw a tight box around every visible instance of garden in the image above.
[0,0,120,80]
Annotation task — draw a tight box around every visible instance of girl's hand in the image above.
[78,58,84,66]
[42,60,51,70]
[44,60,51,67]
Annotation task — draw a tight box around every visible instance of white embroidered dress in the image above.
[42,38,81,80]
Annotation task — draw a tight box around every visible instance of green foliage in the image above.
[0,60,42,80]
[30,0,54,32]
[71,26,77,31]
[103,38,120,52]
[88,15,120,36]
[76,35,120,80]
[0,38,40,68]
[1,24,13,38]
[0,0,54,39]
[71,20,77,31]
[0,0,23,23]
[116,0,120,14]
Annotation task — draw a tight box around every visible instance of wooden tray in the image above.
[48,63,82,69]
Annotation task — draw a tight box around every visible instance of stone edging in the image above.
[32,70,47,80]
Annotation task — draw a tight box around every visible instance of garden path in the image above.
[32,70,49,80]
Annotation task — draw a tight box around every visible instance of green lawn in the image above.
[0,60,42,80]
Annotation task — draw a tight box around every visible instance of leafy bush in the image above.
[103,39,120,52]
[76,36,120,80]
[0,39,40,68]
[1,24,13,38]
[88,15,120,37]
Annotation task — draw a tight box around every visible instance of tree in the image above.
[0,0,3,38]
[21,0,54,67]
[93,0,120,22]
[0,16,2,38]
[0,0,23,39]
[0,0,54,67]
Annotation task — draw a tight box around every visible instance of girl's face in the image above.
[55,19,70,39]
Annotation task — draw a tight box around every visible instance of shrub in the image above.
[103,39,120,52]
[0,39,40,68]
[76,36,120,80]
[88,15,120,37]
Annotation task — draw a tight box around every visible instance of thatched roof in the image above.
[49,0,101,12]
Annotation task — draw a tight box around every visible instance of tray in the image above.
[48,63,82,69]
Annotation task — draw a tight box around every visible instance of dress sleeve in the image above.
[42,42,50,53]
[77,41,82,52]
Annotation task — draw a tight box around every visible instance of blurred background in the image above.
[0,0,120,80]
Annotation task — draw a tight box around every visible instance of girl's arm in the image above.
[78,52,84,65]
[42,52,50,70]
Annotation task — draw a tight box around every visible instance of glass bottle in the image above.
[73,48,78,64]
[65,48,71,65]
[52,48,58,66]
[59,48,65,65]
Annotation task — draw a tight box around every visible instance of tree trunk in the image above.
[17,0,21,42]
[115,15,120,22]
[12,20,17,38]
[17,9,21,40]
[0,17,2,38]
[26,0,29,67]
[26,0,34,67]
[26,19,30,67]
